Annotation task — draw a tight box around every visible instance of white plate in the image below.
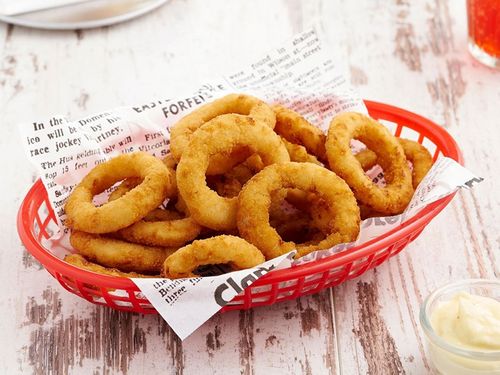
[0,0,169,30]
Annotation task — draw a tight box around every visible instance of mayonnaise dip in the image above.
[431,291,500,351]
[426,291,500,374]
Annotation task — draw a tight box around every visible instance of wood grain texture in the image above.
[1,0,499,374]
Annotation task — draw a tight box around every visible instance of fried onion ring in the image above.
[64,254,157,278]
[355,138,433,189]
[282,138,322,165]
[397,139,433,188]
[268,191,325,244]
[70,231,176,273]
[269,188,331,237]
[119,217,202,248]
[109,178,181,221]
[170,94,276,175]
[110,175,203,248]
[206,162,259,198]
[273,105,326,160]
[283,189,334,234]
[207,174,243,198]
[237,162,360,259]
[326,113,413,214]
[143,209,183,222]
[354,148,379,171]
[162,235,265,279]
[65,152,172,233]
[176,114,289,231]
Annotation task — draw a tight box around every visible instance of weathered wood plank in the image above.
[325,0,500,374]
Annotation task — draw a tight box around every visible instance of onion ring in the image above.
[119,217,202,248]
[142,209,183,222]
[281,138,322,165]
[109,176,203,248]
[326,113,413,214]
[170,94,276,175]
[65,152,172,233]
[269,188,330,237]
[272,217,324,244]
[397,139,433,189]
[354,148,378,171]
[108,177,143,202]
[70,231,176,273]
[162,235,265,279]
[225,163,255,185]
[355,138,433,189]
[207,174,244,198]
[282,189,333,234]
[64,254,157,278]
[109,178,181,221]
[269,191,325,244]
[176,114,289,231]
[273,105,326,160]
[358,203,381,220]
[237,162,360,259]
[206,162,258,198]
[242,154,265,173]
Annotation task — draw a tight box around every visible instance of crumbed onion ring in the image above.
[237,162,360,259]
[70,231,176,273]
[110,175,203,248]
[281,138,322,165]
[206,162,258,198]
[354,148,379,171]
[143,209,182,222]
[280,188,332,234]
[109,177,181,222]
[176,114,289,231]
[326,113,413,214]
[207,175,244,198]
[64,254,157,278]
[170,94,276,175]
[273,105,326,160]
[397,139,433,189]
[268,189,326,244]
[162,235,265,279]
[119,218,202,248]
[355,138,433,189]
[65,152,172,233]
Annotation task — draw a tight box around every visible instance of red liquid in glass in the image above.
[467,0,500,58]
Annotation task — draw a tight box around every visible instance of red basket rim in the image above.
[17,100,464,291]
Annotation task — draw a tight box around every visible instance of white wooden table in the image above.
[1,1,499,374]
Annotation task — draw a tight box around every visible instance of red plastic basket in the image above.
[17,100,463,313]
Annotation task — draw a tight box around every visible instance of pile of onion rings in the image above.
[64,94,433,279]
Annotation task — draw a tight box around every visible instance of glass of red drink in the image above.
[467,0,500,68]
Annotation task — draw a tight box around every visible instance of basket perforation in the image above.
[74,279,100,303]
[372,247,394,267]
[55,272,79,295]
[17,101,463,313]
[34,211,49,242]
[323,263,351,287]
[100,289,121,308]
[350,253,376,278]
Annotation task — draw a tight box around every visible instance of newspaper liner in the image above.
[20,28,481,340]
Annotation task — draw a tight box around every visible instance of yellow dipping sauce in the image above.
[427,291,500,374]
[431,291,500,351]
